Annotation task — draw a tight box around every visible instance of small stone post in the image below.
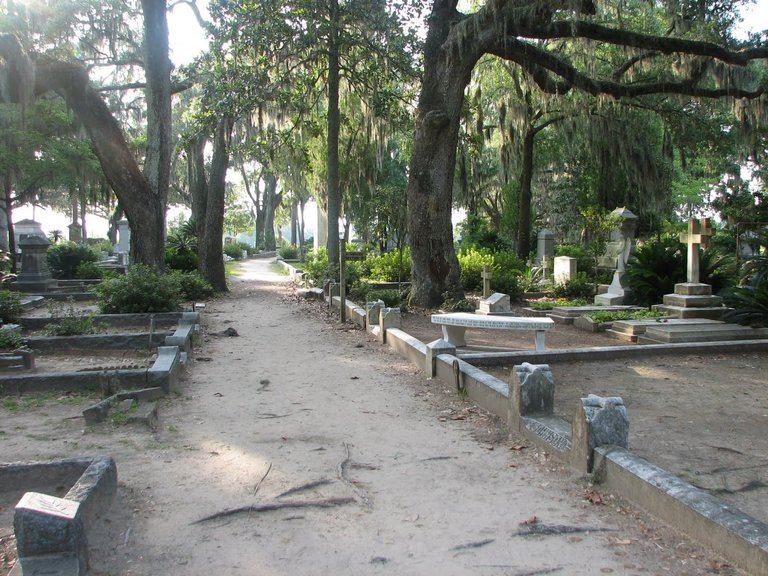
[508,363,554,433]
[571,394,629,474]
[425,339,456,378]
[378,307,401,343]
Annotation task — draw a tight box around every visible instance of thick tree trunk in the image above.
[326,0,341,265]
[1,176,11,255]
[516,128,535,259]
[406,0,478,307]
[290,201,298,246]
[187,134,208,239]
[142,0,172,236]
[263,172,279,251]
[0,36,167,268]
[199,116,232,292]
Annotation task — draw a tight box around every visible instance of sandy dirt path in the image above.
[2,258,747,575]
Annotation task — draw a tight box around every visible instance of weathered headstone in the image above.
[536,229,555,265]
[477,292,511,316]
[13,219,45,248]
[553,256,577,286]
[14,492,88,573]
[512,362,554,416]
[572,394,629,472]
[378,307,401,343]
[116,219,131,256]
[481,265,493,298]
[68,223,83,243]
[16,235,55,292]
[365,300,385,326]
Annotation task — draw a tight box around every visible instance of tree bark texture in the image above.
[325,0,341,265]
[199,116,233,292]
[406,0,480,307]
[516,129,535,260]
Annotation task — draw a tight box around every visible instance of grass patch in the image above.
[528,298,590,310]
[584,310,665,323]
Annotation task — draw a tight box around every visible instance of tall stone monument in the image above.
[594,207,638,305]
[16,235,56,292]
[653,218,727,319]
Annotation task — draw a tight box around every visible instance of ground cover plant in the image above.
[47,241,100,280]
[43,299,104,336]
[583,309,664,324]
[0,291,25,323]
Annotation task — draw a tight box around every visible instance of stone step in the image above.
[127,401,158,430]
[609,318,722,336]
[662,293,723,307]
[651,305,729,320]
[10,554,84,576]
[638,324,768,344]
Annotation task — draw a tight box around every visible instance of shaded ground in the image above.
[0,266,755,576]
[401,309,768,525]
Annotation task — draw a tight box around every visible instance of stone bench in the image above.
[431,312,555,350]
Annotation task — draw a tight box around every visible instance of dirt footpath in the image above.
[0,259,750,575]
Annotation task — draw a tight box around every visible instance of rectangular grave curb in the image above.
[0,346,182,396]
[19,311,197,331]
[25,332,171,352]
[593,446,768,573]
[383,327,768,575]
[2,456,117,574]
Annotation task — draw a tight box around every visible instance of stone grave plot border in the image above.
[0,345,183,396]
[1,456,117,575]
[377,326,768,575]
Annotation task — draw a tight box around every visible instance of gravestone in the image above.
[553,256,577,285]
[595,207,638,305]
[365,300,385,326]
[572,394,629,472]
[512,362,554,416]
[13,219,45,248]
[535,229,554,265]
[16,235,55,292]
[378,307,401,343]
[477,292,512,316]
[425,339,456,378]
[653,218,727,320]
[68,223,83,243]
[481,265,493,298]
[116,219,131,256]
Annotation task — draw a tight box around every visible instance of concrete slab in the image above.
[652,304,728,320]
[639,324,768,344]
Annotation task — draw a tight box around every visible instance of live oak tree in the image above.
[0,0,174,269]
[406,0,767,307]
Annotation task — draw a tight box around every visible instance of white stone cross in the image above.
[680,218,712,284]
[481,264,493,298]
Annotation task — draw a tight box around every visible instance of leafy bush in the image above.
[85,238,114,256]
[366,248,411,282]
[365,289,404,308]
[724,283,768,327]
[457,214,510,251]
[93,265,181,313]
[551,272,596,299]
[529,298,590,310]
[44,300,103,336]
[223,242,249,260]
[168,270,215,301]
[457,247,494,291]
[47,241,99,280]
[302,247,336,286]
[165,246,199,272]
[492,270,524,302]
[0,291,25,323]
[442,296,476,312]
[75,260,105,279]
[278,244,300,260]
[0,329,25,350]
[584,309,664,323]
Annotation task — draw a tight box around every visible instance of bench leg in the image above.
[441,325,467,347]
[534,330,546,351]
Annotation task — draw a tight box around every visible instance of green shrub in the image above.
[442,296,476,312]
[529,297,589,310]
[165,247,199,272]
[366,248,411,282]
[168,270,215,301]
[223,242,247,260]
[278,244,300,260]
[75,260,105,279]
[365,289,404,308]
[0,329,25,350]
[47,241,99,280]
[44,300,102,336]
[584,309,664,323]
[457,247,494,291]
[551,273,596,299]
[492,270,524,301]
[302,247,336,286]
[85,238,114,255]
[93,265,181,313]
[0,291,25,323]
